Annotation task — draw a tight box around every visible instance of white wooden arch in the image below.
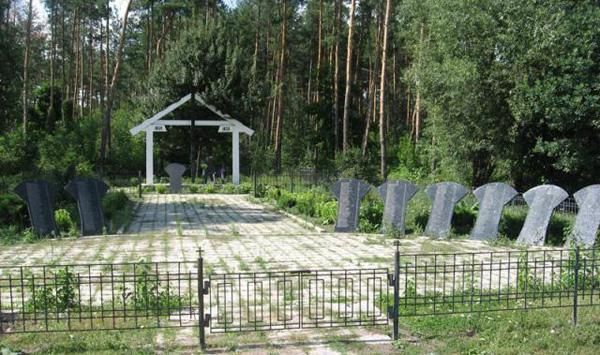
[130,93,254,185]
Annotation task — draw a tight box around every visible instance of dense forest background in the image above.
[0,0,599,192]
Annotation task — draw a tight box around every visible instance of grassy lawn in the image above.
[396,306,600,354]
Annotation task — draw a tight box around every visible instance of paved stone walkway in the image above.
[127,194,310,236]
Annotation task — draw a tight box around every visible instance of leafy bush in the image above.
[26,268,80,313]
[125,261,186,312]
[236,182,252,194]
[0,193,27,228]
[155,185,167,194]
[188,184,199,193]
[54,208,76,236]
[275,191,297,209]
[358,197,384,233]
[102,191,130,220]
[315,200,337,225]
[222,183,237,194]
[203,184,216,193]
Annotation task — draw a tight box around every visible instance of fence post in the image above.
[253,171,258,198]
[393,240,400,340]
[290,172,295,193]
[573,245,580,326]
[198,249,206,349]
[138,170,142,198]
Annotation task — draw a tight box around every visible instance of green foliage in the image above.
[358,196,384,233]
[155,185,167,194]
[125,261,186,312]
[334,148,379,184]
[0,193,26,228]
[102,191,133,233]
[54,209,76,236]
[315,200,337,225]
[26,268,80,314]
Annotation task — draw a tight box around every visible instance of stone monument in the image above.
[165,163,186,193]
[14,180,58,236]
[516,185,568,245]
[424,182,468,238]
[331,179,372,232]
[470,182,518,241]
[571,185,600,247]
[377,180,418,234]
[65,177,109,236]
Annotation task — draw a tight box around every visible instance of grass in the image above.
[0,321,162,354]
[395,306,600,354]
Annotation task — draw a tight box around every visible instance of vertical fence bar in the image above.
[253,171,258,198]
[198,249,206,350]
[138,170,142,198]
[573,246,580,326]
[392,240,400,340]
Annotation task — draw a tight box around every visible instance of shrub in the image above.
[0,193,27,228]
[155,185,167,194]
[236,182,252,194]
[188,184,199,193]
[54,208,76,236]
[315,200,337,225]
[276,191,297,209]
[359,197,384,233]
[126,261,186,312]
[222,183,237,194]
[26,268,80,313]
[102,191,130,220]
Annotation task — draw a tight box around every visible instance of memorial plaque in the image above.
[572,185,600,247]
[14,180,58,236]
[65,178,109,236]
[165,163,186,193]
[331,179,372,232]
[516,185,568,246]
[378,180,418,234]
[470,183,518,241]
[424,182,468,238]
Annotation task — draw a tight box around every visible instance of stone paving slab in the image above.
[127,194,310,236]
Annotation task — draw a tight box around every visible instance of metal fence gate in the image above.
[206,268,389,333]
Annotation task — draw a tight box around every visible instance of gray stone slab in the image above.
[165,163,186,193]
[13,180,58,236]
[331,179,372,233]
[65,178,109,236]
[424,182,468,238]
[470,183,518,241]
[516,185,568,246]
[378,180,418,234]
[572,185,600,247]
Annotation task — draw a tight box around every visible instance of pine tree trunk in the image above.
[342,0,357,153]
[379,0,392,179]
[21,0,33,134]
[273,0,287,173]
[100,0,133,164]
[332,0,341,154]
[48,0,55,130]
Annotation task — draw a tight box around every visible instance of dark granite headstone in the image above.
[65,178,109,236]
[13,180,58,236]
[572,185,600,247]
[165,163,186,193]
[470,183,518,241]
[331,179,372,232]
[516,185,568,246]
[424,182,468,238]
[378,180,418,234]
